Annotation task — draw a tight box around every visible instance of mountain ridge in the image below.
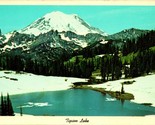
[107,28,149,41]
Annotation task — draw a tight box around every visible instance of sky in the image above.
[0,5,155,35]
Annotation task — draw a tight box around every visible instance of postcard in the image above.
[0,0,155,125]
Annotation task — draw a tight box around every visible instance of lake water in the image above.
[10,89,155,116]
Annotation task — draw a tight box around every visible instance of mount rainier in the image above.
[0,11,107,63]
[19,11,107,36]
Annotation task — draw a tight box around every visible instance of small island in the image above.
[71,82,134,101]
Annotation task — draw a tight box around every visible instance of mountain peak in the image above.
[19,11,106,36]
[44,11,68,18]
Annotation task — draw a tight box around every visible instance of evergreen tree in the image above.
[0,29,2,36]
[20,105,22,116]
[130,59,139,77]
[101,56,106,81]
[1,93,4,115]
[121,83,125,94]
[115,66,122,80]
[7,93,14,116]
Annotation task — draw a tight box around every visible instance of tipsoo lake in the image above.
[10,89,155,116]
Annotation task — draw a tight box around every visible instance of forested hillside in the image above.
[0,30,155,82]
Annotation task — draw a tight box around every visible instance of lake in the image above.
[10,89,155,116]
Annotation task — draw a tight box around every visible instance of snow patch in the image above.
[97,54,106,57]
[3,33,13,43]
[100,40,108,44]
[26,102,52,107]
[106,98,116,102]
[60,34,71,41]
[72,38,87,48]
[16,102,52,108]
[50,42,62,48]
[2,42,30,52]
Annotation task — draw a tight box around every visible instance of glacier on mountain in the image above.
[19,11,106,36]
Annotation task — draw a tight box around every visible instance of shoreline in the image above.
[71,85,134,100]
[88,74,155,107]
[1,70,155,108]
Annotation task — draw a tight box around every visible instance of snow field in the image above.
[0,70,86,96]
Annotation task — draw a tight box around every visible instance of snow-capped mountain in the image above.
[0,11,107,53]
[0,11,108,54]
[20,11,107,36]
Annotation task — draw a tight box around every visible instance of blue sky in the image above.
[0,6,155,35]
